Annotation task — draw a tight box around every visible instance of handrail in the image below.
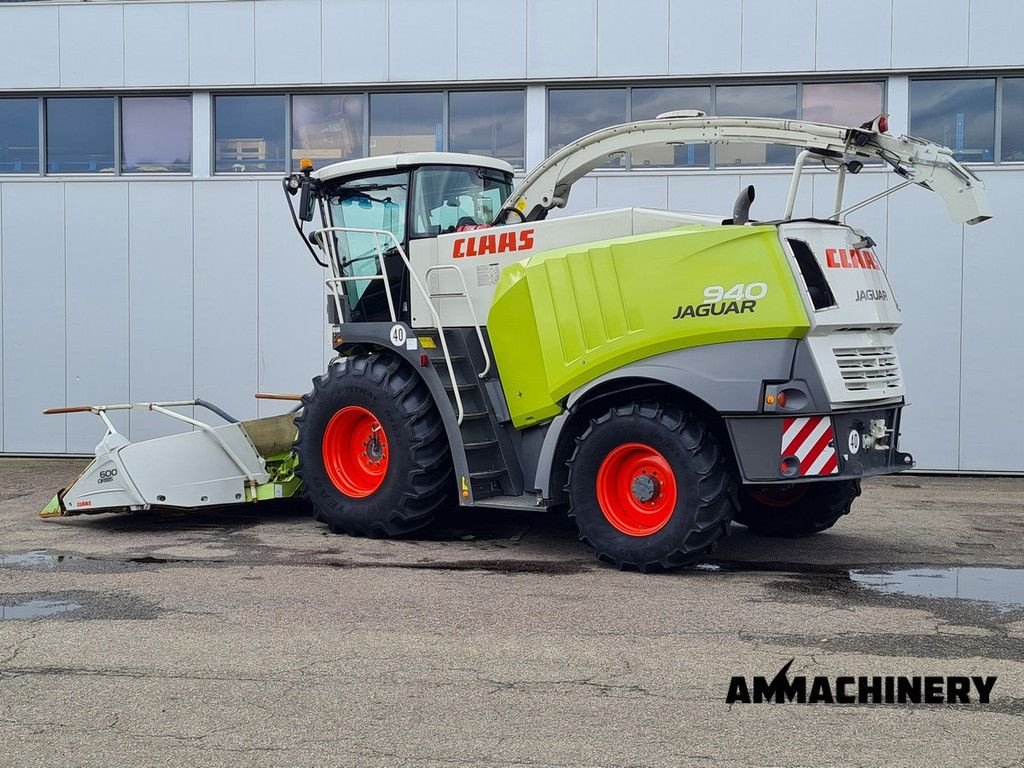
[310,226,466,425]
[423,264,491,379]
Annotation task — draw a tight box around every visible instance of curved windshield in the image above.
[412,166,513,236]
[326,171,409,311]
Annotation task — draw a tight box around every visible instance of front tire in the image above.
[566,401,736,572]
[295,352,454,537]
[734,480,861,537]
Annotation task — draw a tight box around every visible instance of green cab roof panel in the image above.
[487,225,811,427]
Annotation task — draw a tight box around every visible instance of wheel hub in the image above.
[630,473,658,503]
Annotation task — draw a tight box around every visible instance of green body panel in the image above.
[487,225,810,427]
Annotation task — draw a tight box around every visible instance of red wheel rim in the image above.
[595,443,677,536]
[749,485,808,508]
[322,406,389,498]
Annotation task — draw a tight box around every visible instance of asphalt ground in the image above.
[1,458,1022,767]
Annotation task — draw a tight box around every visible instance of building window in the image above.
[46,97,115,174]
[449,90,525,169]
[214,95,286,174]
[910,79,995,163]
[715,84,798,166]
[369,92,444,156]
[0,99,39,174]
[121,96,192,174]
[630,86,712,168]
[548,89,628,165]
[802,82,885,126]
[292,94,365,171]
[1001,78,1024,162]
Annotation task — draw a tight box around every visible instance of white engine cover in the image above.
[778,221,905,406]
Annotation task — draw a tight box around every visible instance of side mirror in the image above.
[298,177,316,222]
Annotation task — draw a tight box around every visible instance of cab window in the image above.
[412,166,512,237]
[326,171,409,307]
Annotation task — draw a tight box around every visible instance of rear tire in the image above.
[295,352,454,537]
[566,401,736,572]
[734,480,860,537]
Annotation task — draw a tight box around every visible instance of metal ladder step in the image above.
[470,468,507,481]
[464,440,499,451]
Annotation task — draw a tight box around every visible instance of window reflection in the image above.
[449,90,525,168]
[122,96,191,173]
[369,92,443,156]
[630,86,712,168]
[1001,79,1024,162]
[292,94,365,170]
[215,95,286,173]
[548,89,628,165]
[46,98,115,174]
[715,84,797,165]
[0,99,39,174]
[802,82,884,126]
[910,79,995,162]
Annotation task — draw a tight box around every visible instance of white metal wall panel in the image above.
[256,0,322,84]
[598,0,668,77]
[667,174,741,216]
[256,181,326,418]
[892,0,968,69]
[1,184,66,453]
[389,0,458,82]
[886,186,963,470]
[741,0,815,73]
[596,176,669,210]
[815,0,891,71]
[189,1,256,86]
[668,0,741,75]
[193,181,259,423]
[322,0,389,84]
[64,183,130,453]
[968,0,1024,67]
[524,86,547,171]
[738,173,811,221]
[58,3,125,88]
[527,0,598,79]
[0,6,60,90]
[124,2,190,87]
[128,182,194,442]
[457,0,527,80]
[551,177,598,218]
[960,172,1024,471]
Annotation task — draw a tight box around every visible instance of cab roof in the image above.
[312,152,514,183]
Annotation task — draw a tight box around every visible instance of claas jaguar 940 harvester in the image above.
[41,113,992,571]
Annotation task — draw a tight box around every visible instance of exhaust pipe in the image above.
[732,185,755,225]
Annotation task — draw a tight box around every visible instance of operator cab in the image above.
[296,153,514,323]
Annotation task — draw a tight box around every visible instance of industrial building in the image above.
[0,0,1020,472]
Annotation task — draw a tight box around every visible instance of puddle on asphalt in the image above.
[0,551,64,569]
[0,599,82,620]
[850,567,1024,612]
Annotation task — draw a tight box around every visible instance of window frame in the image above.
[0,96,43,176]
[119,94,193,176]
[0,93,195,178]
[44,95,119,176]
[212,92,289,176]
[909,76,998,165]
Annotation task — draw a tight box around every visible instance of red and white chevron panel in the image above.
[781,416,839,476]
